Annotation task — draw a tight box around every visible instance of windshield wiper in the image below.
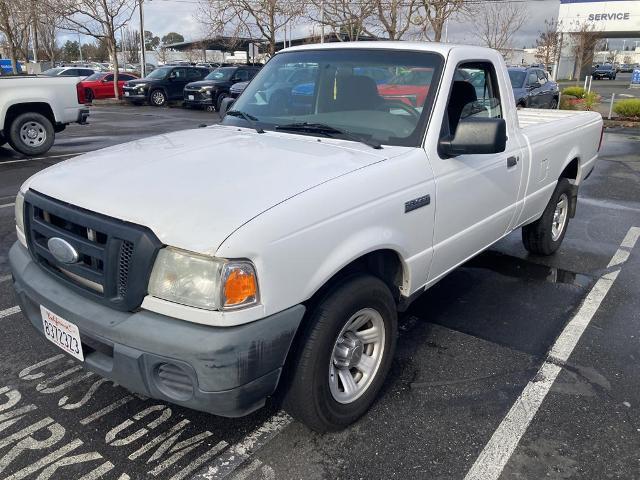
[226,110,264,134]
[275,122,382,149]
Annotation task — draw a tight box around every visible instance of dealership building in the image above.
[555,0,640,79]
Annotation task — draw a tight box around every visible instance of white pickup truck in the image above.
[0,76,89,155]
[10,43,602,432]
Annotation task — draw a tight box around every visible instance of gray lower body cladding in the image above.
[9,242,305,417]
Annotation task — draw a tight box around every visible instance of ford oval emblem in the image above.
[47,238,80,264]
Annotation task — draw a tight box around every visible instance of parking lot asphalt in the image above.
[560,72,640,101]
[0,106,639,479]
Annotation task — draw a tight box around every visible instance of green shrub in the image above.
[562,86,586,99]
[613,99,640,118]
[582,92,599,111]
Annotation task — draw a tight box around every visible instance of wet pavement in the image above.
[0,107,638,479]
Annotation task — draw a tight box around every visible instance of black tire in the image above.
[149,89,167,107]
[215,93,228,112]
[283,275,397,432]
[85,88,94,103]
[549,98,558,109]
[8,112,55,156]
[522,178,573,255]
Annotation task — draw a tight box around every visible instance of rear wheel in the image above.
[8,112,55,156]
[283,275,397,432]
[522,178,572,255]
[549,97,558,109]
[85,88,95,103]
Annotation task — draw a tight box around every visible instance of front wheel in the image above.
[8,112,55,156]
[283,275,397,432]
[149,89,167,107]
[522,178,573,255]
[215,93,228,112]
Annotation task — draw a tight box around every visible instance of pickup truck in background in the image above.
[0,76,89,155]
[10,42,603,432]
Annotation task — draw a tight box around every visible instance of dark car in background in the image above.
[508,67,559,109]
[122,66,209,106]
[229,80,249,99]
[183,65,261,111]
[592,64,616,80]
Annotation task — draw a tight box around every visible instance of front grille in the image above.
[24,190,162,311]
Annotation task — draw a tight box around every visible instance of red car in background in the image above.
[78,72,139,102]
[377,68,433,107]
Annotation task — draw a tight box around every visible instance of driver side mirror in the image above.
[168,72,177,80]
[438,117,506,157]
[219,97,236,118]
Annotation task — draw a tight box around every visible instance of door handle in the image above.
[507,156,519,168]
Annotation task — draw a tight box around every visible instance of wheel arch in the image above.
[2,102,55,133]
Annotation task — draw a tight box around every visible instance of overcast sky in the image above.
[62,0,635,51]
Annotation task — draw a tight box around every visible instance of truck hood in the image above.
[24,125,394,255]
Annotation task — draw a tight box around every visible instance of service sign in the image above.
[558,0,640,33]
[632,69,640,87]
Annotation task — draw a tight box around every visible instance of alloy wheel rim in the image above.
[552,193,569,241]
[19,121,47,147]
[152,91,165,104]
[329,308,385,404]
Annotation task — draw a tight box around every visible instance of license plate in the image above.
[40,306,84,361]
[125,91,130,96]
[188,95,194,100]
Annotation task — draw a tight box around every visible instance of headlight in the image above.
[200,87,213,95]
[148,247,259,311]
[15,192,27,248]
[135,83,147,89]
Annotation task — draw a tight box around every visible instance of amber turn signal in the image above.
[222,265,258,308]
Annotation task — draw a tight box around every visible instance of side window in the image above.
[104,74,114,81]
[120,74,133,81]
[172,68,187,79]
[527,71,539,86]
[248,69,259,79]
[235,70,249,81]
[82,70,93,76]
[536,70,547,84]
[63,69,78,76]
[442,62,502,138]
[187,69,201,80]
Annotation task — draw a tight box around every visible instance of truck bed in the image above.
[517,108,600,129]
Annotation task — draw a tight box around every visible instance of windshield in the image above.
[42,68,64,76]
[146,67,171,79]
[508,70,526,88]
[85,73,106,81]
[223,49,444,147]
[205,67,235,81]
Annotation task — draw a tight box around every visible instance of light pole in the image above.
[139,0,146,77]
[320,0,324,43]
[78,32,83,62]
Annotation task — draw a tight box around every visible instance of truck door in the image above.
[425,59,525,283]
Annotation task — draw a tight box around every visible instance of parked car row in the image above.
[118,61,560,112]
[508,66,559,109]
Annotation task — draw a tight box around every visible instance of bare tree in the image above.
[309,0,375,42]
[0,0,30,73]
[37,10,62,63]
[366,0,420,40]
[569,21,600,80]
[413,0,466,42]
[54,0,137,98]
[535,18,559,68]
[468,0,526,54]
[199,0,304,55]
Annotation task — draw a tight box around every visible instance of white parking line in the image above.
[0,305,21,319]
[193,410,292,480]
[0,152,85,166]
[0,202,15,209]
[464,226,640,480]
